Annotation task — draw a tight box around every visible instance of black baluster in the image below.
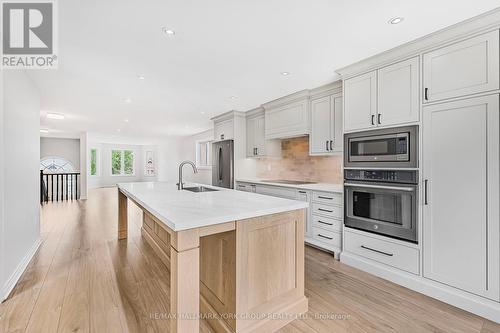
[65,174,68,201]
[75,174,78,199]
[40,170,43,204]
[51,174,54,202]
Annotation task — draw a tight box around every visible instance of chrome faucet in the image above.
[177,160,198,190]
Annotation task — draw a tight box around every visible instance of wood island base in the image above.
[118,189,308,333]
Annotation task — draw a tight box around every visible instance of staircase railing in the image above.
[40,170,80,204]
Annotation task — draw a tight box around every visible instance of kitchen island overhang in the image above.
[117,182,309,333]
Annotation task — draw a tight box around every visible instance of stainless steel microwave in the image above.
[344,126,418,168]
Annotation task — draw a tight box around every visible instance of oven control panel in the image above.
[344,169,418,184]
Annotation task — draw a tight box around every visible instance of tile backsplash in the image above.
[255,136,343,183]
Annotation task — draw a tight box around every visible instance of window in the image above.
[195,139,212,169]
[40,157,74,174]
[111,150,134,175]
[90,148,98,176]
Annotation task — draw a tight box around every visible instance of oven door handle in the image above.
[344,183,415,192]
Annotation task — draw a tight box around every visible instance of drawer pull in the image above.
[238,185,246,187]
[298,190,307,194]
[318,234,333,240]
[318,208,333,213]
[361,245,394,257]
[318,196,333,200]
[317,220,333,226]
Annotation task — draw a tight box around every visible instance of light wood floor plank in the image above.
[0,187,496,333]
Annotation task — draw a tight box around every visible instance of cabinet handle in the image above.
[255,147,258,155]
[317,220,333,226]
[377,114,381,125]
[238,184,246,188]
[424,179,429,205]
[424,88,429,101]
[318,208,333,213]
[318,196,333,200]
[221,134,224,140]
[371,115,375,125]
[318,234,333,240]
[329,140,333,151]
[298,191,307,194]
[361,245,393,257]
[326,141,329,151]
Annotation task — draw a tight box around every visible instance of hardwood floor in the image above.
[0,187,499,333]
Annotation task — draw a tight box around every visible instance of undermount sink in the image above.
[183,186,218,193]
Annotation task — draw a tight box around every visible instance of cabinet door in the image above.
[423,94,499,301]
[344,71,377,132]
[297,190,311,237]
[265,99,309,139]
[214,119,233,141]
[423,30,500,103]
[246,117,257,157]
[310,96,332,154]
[255,115,266,156]
[331,95,343,152]
[378,57,420,126]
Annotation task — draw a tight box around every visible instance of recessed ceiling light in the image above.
[230,95,238,100]
[162,27,175,35]
[117,129,121,132]
[281,72,290,76]
[388,17,404,25]
[124,119,129,123]
[40,128,49,133]
[124,98,132,103]
[137,75,145,80]
[200,111,206,115]
[46,113,65,120]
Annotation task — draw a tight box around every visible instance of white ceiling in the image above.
[31,0,500,138]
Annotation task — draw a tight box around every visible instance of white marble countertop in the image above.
[118,181,308,232]
[235,179,343,193]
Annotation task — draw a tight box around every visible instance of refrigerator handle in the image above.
[218,147,223,181]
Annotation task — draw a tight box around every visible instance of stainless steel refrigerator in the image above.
[212,140,234,189]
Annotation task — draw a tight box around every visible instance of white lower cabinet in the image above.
[344,229,420,275]
[235,182,343,255]
[422,94,500,301]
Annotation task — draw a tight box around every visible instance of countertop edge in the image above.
[117,184,309,232]
[235,179,344,193]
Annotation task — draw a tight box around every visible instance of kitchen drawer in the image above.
[312,191,342,206]
[344,231,419,275]
[312,202,342,219]
[255,184,297,200]
[312,215,342,233]
[311,227,341,248]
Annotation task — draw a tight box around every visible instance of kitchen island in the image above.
[117,182,308,333]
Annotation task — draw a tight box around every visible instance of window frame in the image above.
[195,139,212,170]
[89,148,99,177]
[111,149,135,176]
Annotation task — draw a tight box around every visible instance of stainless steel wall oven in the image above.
[344,169,418,243]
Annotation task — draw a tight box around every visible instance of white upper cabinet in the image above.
[310,96,332,154]
[214,118,234,141]
[423,30,500,103]
[246,108,281,158]
[422,94,499,301]
[344,71,377,132]
[310,92,343,155]
[378,57,420,126]
[264,90,310,140]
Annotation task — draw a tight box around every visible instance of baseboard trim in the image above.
[1,237,42,301]
[340,252,500,323]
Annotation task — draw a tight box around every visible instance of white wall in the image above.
[0,69,5,300]
[40,137,81,170]
[177,129,213,185]
[1,71,41,300]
